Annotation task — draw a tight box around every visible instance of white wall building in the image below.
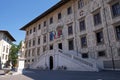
[20,0,120,71]
[0,30,16,69]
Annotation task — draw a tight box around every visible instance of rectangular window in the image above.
[81,36,87,48]
[38,37,40,45]
[96,31,104,44]
[28,60,30,62]
[67,7,72,15]
[29,40,31,47]
[44,21,46,27]
[33,39,36,46]
[79,20,86,31]
[58,13,61,20]
[68,24,73,35]
[2,54,4,59]
[3,46,5,52]
[33,27,36,32]
[50,45,53,50]
[98,51,106,57]
[111,2,120,17]
[68,39,74,50]
[115,25,120,40]
[43,34,46,43]
[50,17,53,24]
[6,47,8,53]
[93,12,102,26]
[78,0,84,9]
[32,49,35,56]
[30,29,32,34]
[82,53,88,58]
[5,55,7,60]
[32,59,34,62]
[38,24,41,30]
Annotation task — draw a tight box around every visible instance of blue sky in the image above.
[0,0,60,44]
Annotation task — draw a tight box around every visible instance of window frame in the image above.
[37,47,40,56]
[58,12,62,20]
[38,24,41,30]
[111,2,120,18]
[80,35,87,48]
[95,30,104,45]
[82,53,89,58]
[115,25,120,40]
[79,19,86,32]
[50,17,53,24]
[93,10,102,26]
[33,27,36,32]
[43,34,47,43]
[67,6,72,15]
[50,44,53,50]
[68,39,74,50]
[78,0,84,9]
[68,24,73,35]
[33,38,36,46]
[44,21,46,27]
[98,51,106,57]
[30,29,32,34]
[38,36,40,45]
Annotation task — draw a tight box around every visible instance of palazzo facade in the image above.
[20,0,120,71]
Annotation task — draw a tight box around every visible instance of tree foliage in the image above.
[8,41,22,68]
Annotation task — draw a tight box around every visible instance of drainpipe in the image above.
[102,0,115,70]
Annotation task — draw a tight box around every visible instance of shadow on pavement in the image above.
[22,69,120,80]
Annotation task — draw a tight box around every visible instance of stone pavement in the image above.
[0,69,120,80]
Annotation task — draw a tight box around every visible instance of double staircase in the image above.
[30,49,99,71]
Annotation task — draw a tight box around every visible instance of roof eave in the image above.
[20,0,70,31]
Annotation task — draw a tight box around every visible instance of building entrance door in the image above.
[49,56,53,70]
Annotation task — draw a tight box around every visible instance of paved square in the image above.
[0,69,120,80]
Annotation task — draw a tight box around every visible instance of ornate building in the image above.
[20,0,120,71]
[0,30,15,69]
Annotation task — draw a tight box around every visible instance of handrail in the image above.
[58,49,96,68]
[73,56,93,67]
[31,52,46,68]
[30,49,97,70]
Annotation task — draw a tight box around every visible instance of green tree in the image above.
[8,41,22,68]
